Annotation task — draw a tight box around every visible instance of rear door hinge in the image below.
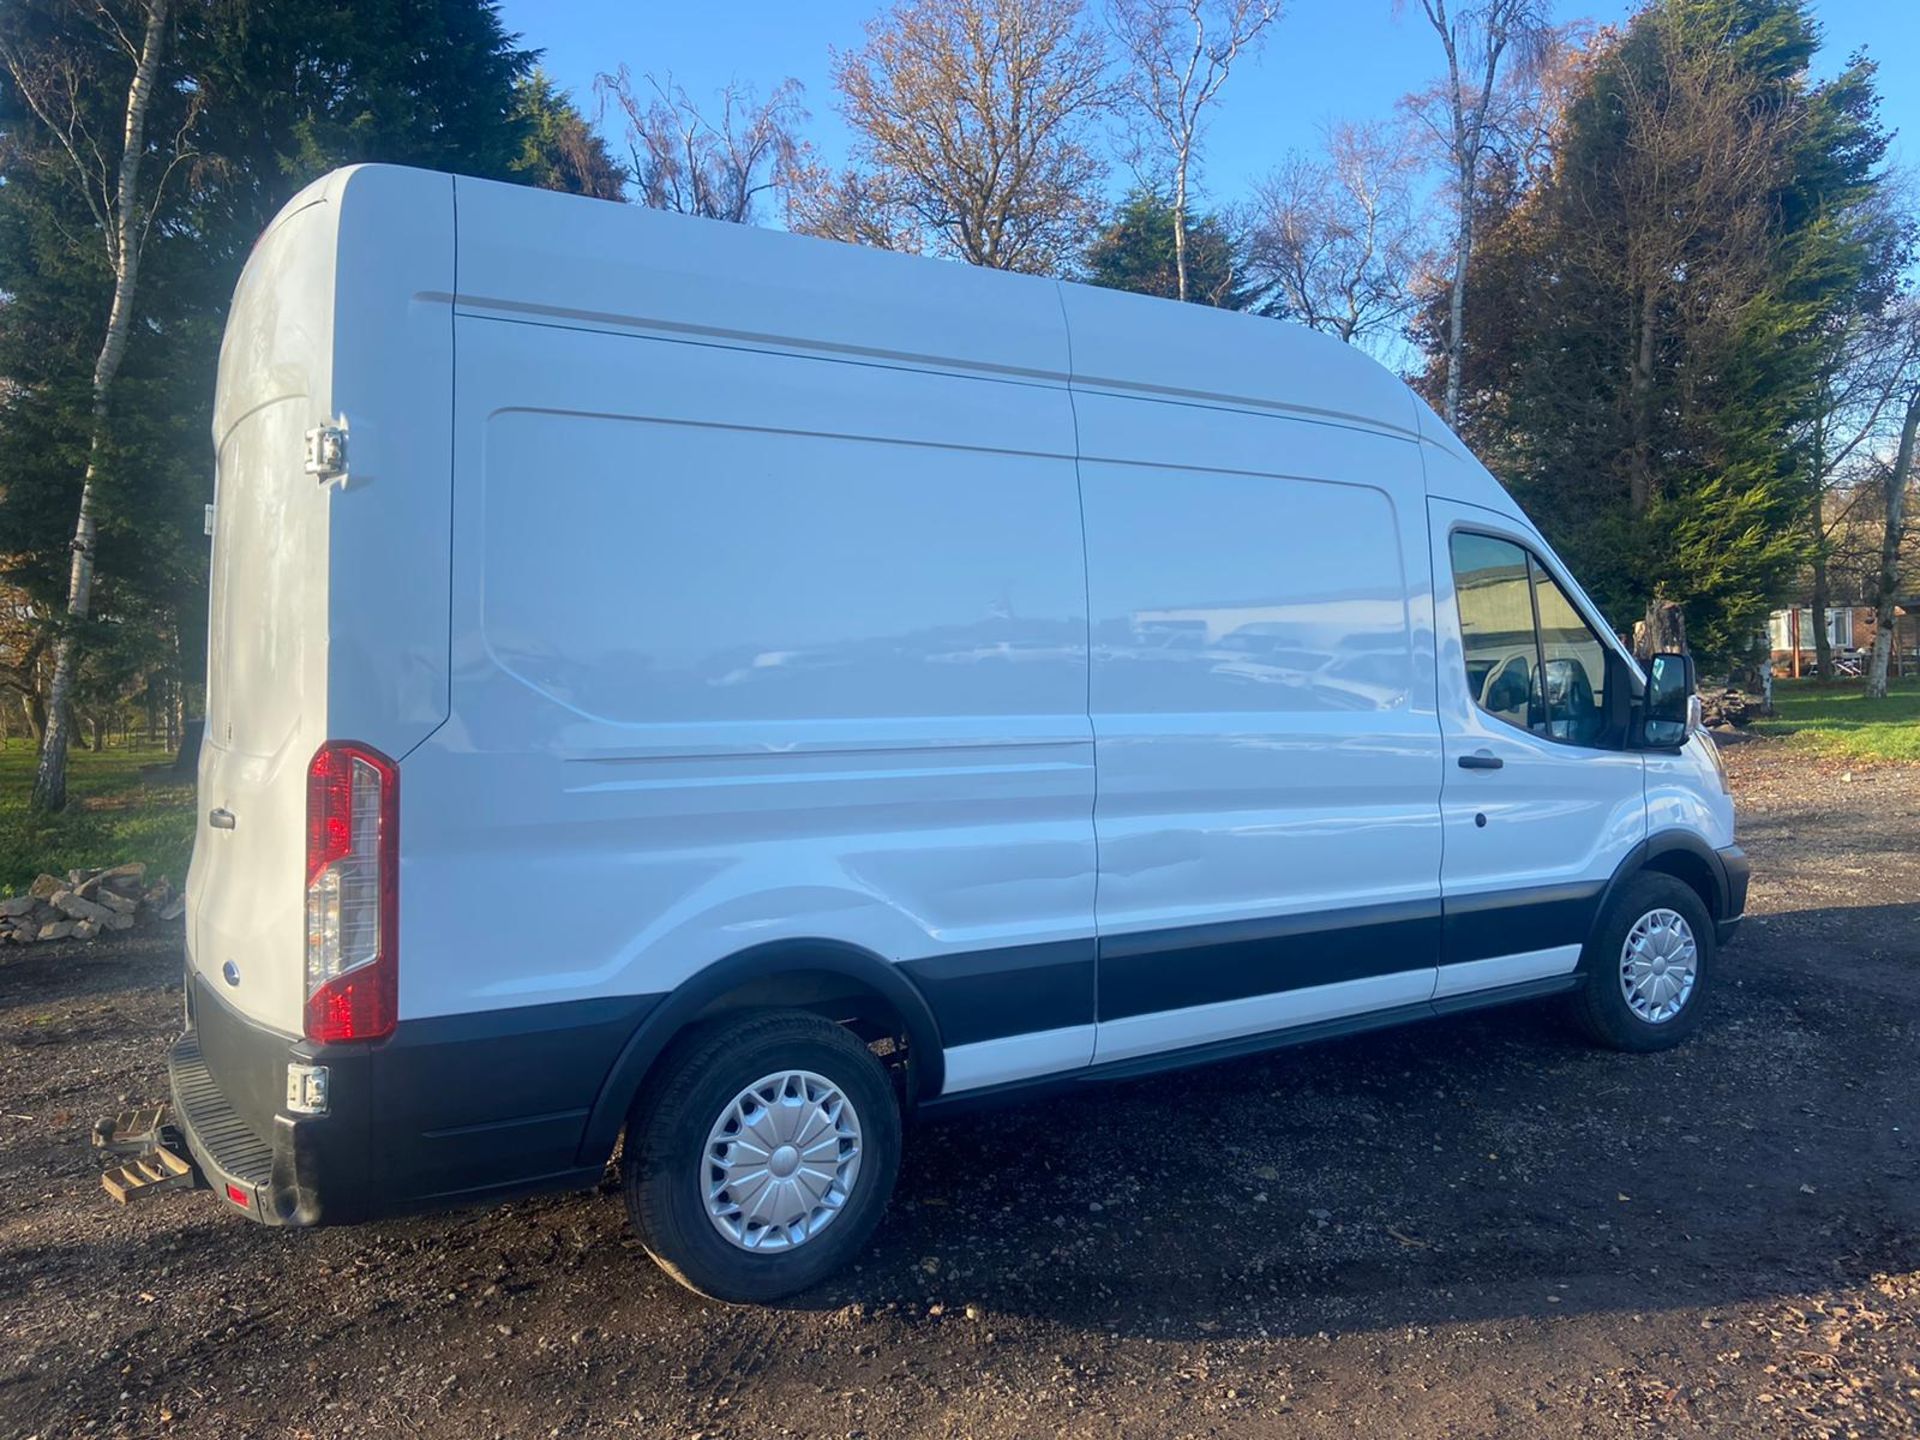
[304,419,348,481]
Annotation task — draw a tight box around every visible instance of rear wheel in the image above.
[1568,872,1715,1052]
[623,1009,902,1303]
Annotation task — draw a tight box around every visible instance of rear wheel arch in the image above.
[576,939,943,1166]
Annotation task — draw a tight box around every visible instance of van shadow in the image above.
[803,900,1920,1341]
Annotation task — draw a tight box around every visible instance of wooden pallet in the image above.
[101,1143,196,1204]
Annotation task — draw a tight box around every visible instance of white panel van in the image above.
[176,166,1746,1301]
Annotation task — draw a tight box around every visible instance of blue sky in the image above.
[499,0,1917,215]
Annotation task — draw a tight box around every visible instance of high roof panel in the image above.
[1055,280,1419,437]
[311,166,1428,441]
[449,170,1072,384]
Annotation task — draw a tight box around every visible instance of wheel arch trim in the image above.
[575,939,944,1165]
[1593,830,1731,943]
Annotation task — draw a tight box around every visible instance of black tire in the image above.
[623,1009,901,1304]
[1568,872,1716,1052]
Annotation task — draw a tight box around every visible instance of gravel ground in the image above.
[2,735,1916,1439]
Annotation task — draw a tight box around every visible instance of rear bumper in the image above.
[171,980,377,1225]
[173,971,656,1226]
[1715,844,1750,947]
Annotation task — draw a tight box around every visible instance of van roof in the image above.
[302,164,1430,443]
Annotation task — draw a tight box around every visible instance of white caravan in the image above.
[178,166,1746,1301]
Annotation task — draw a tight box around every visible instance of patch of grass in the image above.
[1749,676,1920,763]
[0,742,194,895]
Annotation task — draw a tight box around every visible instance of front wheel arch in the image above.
[1591,831,1729,948]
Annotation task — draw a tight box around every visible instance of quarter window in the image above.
[1450,532,1611,747]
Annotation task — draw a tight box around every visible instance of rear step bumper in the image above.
[169,1030,283,1221]
[172,974,379,1226]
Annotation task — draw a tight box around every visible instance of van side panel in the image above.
[401,315,1097,1111]
[1071,393,1445,1063]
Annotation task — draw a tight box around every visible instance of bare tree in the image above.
[827,0,1110,274]
[596,67,807,224]
[784,159,926,253]
[1400,0,1549,428]
[1108,0,1280,302]
[1247,121,1424,350]
[1801,307,1920,677]
[0,0,189,811]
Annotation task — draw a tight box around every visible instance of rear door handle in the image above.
[208,807,236,829]
[1457,753,1504,771]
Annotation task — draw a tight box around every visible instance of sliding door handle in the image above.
[1457,753,1504,771]
[208,807,236,829]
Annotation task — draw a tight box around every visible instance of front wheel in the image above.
[623,1009,902,1303]
[1568,872,1716,1052]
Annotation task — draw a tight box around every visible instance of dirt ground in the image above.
[2,735,1916,1440]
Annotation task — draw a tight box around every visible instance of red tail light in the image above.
[304,741,397,1043]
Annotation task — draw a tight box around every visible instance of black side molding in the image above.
[920,974,1582,1118]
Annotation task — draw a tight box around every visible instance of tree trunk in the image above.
[1628,283,1658,518]
[1172,150,1190,304]
[1442,157,1470,428]
[30,0,170,813]
[1634,598,1688,663]
[1865,385,1920,700]
[1804,395,1835,683]
[1810,495,1832,681]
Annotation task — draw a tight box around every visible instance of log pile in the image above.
[1699,687,1753,729]
[0,864,183,945]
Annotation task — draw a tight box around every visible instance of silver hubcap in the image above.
[702,1070,862,1252]
[1620,908,1698,1024]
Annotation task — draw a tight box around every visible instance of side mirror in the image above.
[1642,651,1694,747]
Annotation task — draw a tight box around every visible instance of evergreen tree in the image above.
[1433,0,1900,661]
[1085,189,1255,307]
[511,69,628,200]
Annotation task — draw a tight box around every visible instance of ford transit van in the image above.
[174,166,1747,1302]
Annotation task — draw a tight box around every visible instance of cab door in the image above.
[1428,498,1645,999]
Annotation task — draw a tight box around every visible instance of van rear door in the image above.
[188,167,456,1037]
[189,199,337,1036]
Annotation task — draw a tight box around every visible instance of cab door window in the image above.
[1450,531,1610,747]
[1451,533,1540,733]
